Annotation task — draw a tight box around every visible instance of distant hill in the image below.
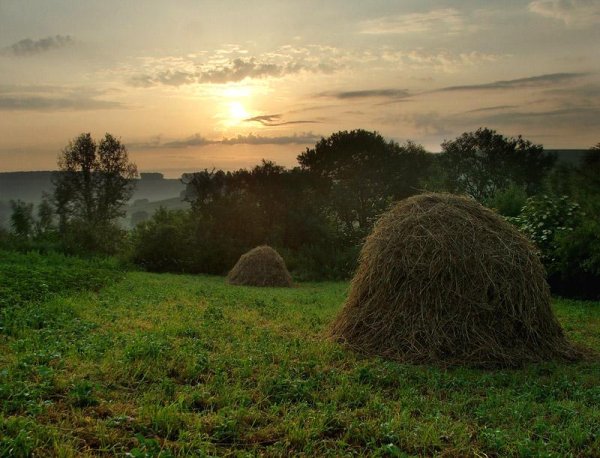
[0,171,186,203]
[0,171,54,203]
[0,171,187,228]
[547,149,589,166]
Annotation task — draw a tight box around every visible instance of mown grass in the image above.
[0,255,599,457]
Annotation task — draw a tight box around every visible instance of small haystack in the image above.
[329,193,581,367]
[228,245,293,287]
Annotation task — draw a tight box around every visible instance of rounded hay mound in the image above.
[228,245,293,287]
[329,193,581,367]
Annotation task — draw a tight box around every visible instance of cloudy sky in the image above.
[1,0,599,176]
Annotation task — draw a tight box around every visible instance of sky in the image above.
[0,0,599,177]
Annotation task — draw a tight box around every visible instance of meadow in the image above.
[1,252,599,457]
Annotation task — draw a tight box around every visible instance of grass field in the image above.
[1,255,599,456]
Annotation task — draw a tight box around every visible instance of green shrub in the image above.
[485,185,528,217]
[283,242,359,281]
[509,194,600,299]
[130,208,196,273]
[552,217,600,299]
[509,194,582,265]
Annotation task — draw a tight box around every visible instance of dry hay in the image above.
[329,193,582,367]
[228,245,293,287]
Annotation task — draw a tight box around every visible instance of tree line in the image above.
[2,128,599,299]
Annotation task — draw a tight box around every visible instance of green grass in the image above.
[0,258,599,456]
[0,250,124,308]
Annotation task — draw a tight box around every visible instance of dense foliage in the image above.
[440,128,555,200]
[133,162,359,279]
[4,128,599,296]
[298,130,431,236]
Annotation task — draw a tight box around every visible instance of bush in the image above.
[509,194,582,265]
[130,208,196,273]
[509,194,600,299]
[284,243,359,281]
[552,216,600,299]
[485,184,528,218]
[60,221,127,256]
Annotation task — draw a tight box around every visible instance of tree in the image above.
[297,130,431,235]
[9,200,34,238]
[53,133,138,253]
[440,128,555,201]
[35,195,55,236]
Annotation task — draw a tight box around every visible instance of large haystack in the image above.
[329,193,581,367]
[228,245,293,287]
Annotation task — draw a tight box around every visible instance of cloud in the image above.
[134,132,321,149]
[0,86,124,111]
[359,9,466,35]
[529,0,600,27]
[125,44,500,88]
[163,134,213,148]
[402,112,453,136]
[128,57,302,87]
[0,96,122,111]
[382,49,501,73]
[3,35,74,56]
[127,45,354,87]
[219,132,321,145]
[200,58,285,84]
[243,114,319,126]
[320,89,411,100]
[542,83,600,100]
[464,105,519,113]
[479,106,600,127]
[438,72,587,92]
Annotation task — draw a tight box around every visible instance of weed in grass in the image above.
[126,433,174,458]
[69,380,99,407]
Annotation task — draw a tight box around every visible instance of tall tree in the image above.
[9,200,34,238]
[440,128,555,201]
[35,195,55,236]
[297,130,430,235]
[53,133,137,253]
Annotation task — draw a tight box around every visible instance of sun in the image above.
[228,101,249,123]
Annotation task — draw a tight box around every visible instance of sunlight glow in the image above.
[228,101,250,123]
[223,86,252,98]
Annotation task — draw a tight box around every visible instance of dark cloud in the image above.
[243,114,319,126]
[464,105,519,113]
[438,72,587,92]
[478,106,600,127]
[403,112,453,136]
[4,35,74,56]
[0,95,123,111]
[200,58,285,84]
[320,89,411,100]
[129,57,312,87]
[0,85,124,111]
[219,132,321,145]
[134,132,321,149]
[163,134,213,148]
[127,44,350,88]
[542,84,600,100]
